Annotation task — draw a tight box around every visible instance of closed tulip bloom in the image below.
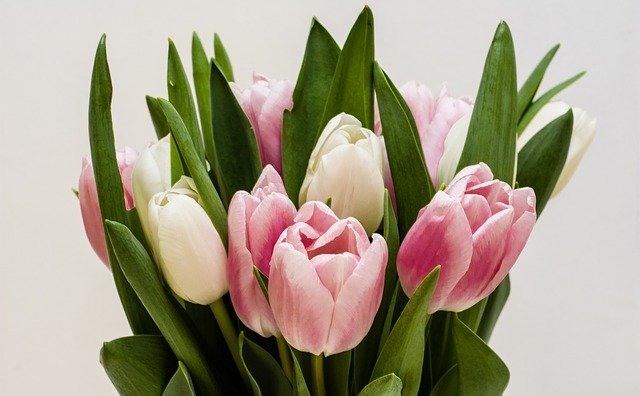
[299,113,385,234]
[232,73,294,173]
[517,101,596,197]
[78,147,138,267]
[397,163,536,313]
[147,177,228,305]
[132,135,171,244]
[269,202,388,356]
[227,165,297,337]
[400,82,473,186]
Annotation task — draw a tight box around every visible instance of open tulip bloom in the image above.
[77,6,595,396]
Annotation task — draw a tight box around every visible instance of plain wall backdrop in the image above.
[1,0,638,394]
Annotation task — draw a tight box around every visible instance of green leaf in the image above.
[146,95,171,140]
[374,63,434,235]
[429,365,458,396]
[451,315,510,395]
[156,98,228,243]
[239,332,292,396]
[282,19,340,204]
[325,351,351,396]
[358,373,402,396]
[167,39,205,163]
[88,34,157,335]
[214,33,235,82]
[163,362,196,396]
[290,348,311,396]
[477,275,511,343]
[191,33,216,167]
[169,134,185,184]
[105,221,220,395]
[319,6,375,131]
[517,70,585,135]
[457,21,518,185]
[370,267,440,396]
[100,335,176,396]
[353,191,400,391]
[516,44,560,122]
[458,298,487,333]
[517,110,573,214]
[210,60,262,205]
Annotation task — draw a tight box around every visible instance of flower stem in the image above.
[311,353,326,396]
[277,337,293,382]
[209,300,243,376]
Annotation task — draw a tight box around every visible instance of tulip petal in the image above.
[269,244,334,355]
[396,191,473,312]
[325,234,387,356]
[227,191,280,337]
[437,112,471,185]
[444,162,494,198]
[460,194,492,234]
[307,219,370,259]
[252,165,287,196]
[79,157,110,266]
[296,201,340,234]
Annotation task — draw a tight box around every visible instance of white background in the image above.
[1,0,638,394]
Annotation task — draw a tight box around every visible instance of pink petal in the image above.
[312,253,359,301]
[252,165,287,197]
[296,201,339,234]
[460,194,492,234]
[445,163,494,198]
[307,219,369,259]
[78,157,110,267]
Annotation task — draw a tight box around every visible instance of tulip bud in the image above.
[147,176,228,305]
[397,163,536,313]
[132,135,172,244]
[227,165,297,337]
[269,202,388,356]
[517,101,596,197]
[299,113,385,234]
[78,147,138,267]
[231,73,294,173]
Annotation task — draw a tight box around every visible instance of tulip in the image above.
[227,165,297,337]
[132,135,172,244]
[517,101,596,197]
[147,176,228,305]
[397,163,536,313]
[299,113,385,234]
[400,82,473,186]
[78,147,138,267]
[232,73,294,173]
[268,201,388,356]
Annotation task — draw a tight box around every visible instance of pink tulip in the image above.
[227,165,297,337]
[268,202,388,356]
[78,147,138,267]
[397,163,536,313]
[232,73,294,174]
[399,82,473,186]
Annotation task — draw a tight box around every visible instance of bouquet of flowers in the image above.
[77,6,595,395]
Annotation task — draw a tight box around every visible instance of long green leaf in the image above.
[146,95,171,140]
[325,351,351,396]
[358,374,402,396]
[517,71,585,135]
[290,348,311,396]
[370,267,440,396]
[239,332,292,396]
[88,34,156,335]
[210,60,262,205]
[451,315,510,395]
[516,44,560,121]
[163,362,196,396]
[476,276,511,343]
[353,191,399,391]
[428,365,458,396]
[457,22,518,185]
[517,110,573,214]
[191,33,215,167]
[282,19,340,203]
[156,98,228,243]
[167,39,205,163]
[105,221,220,395]
[374,63,434,235]
[214,33,235,82]
[100,335,176,395]
[319,6,374,131]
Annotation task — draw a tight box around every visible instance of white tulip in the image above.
[517,101,596,197]
[133,135,171,244]
[147,176,228,305]
[299,113,385,234]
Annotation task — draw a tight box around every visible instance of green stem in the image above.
[209,299,243,376]
[311,353,326,396]
[277,337,293,382]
